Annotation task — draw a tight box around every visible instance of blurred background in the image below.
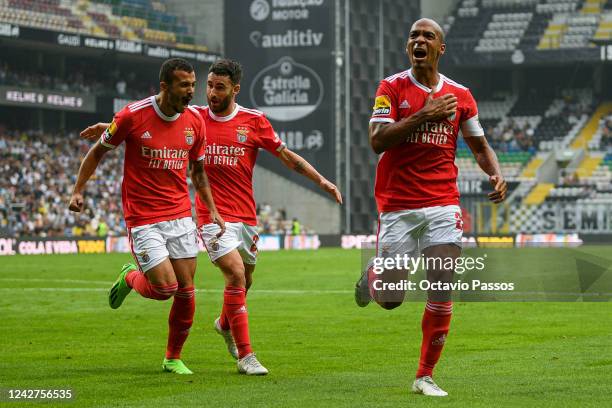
[0,0,611,253]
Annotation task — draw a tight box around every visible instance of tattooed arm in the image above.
[278,148,342,204]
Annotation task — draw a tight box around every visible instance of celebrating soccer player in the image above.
[194,59,341,375]
[79,58,342,376]
[354,19,507,396]
[70,58,224,375]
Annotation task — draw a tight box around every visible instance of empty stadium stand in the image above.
[0,0,204,49]
[447,0,611,54]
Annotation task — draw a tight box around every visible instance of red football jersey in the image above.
[194,104,285,226]
[370,69,484,212]
[100,96,206,228]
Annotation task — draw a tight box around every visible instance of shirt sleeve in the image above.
[257,115,286,156]
[99,107,132,148]
[369,80,398,124]
[460,89,485,137]
[190,112,206,161]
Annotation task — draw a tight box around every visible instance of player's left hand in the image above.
[488,175,507,203]
[80,122,109,141]
[320,179,343,204]
[69,193,84,212]
[211,211,226,237]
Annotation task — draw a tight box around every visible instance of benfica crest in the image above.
[184,128,194,145]
[236,127,249,143]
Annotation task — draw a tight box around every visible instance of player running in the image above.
[70,58,224,375]
[80,58,342,375]
[354,19,507,396]
[196,59,340,375]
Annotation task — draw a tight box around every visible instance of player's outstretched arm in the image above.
[80,122,110,142]
[278,148,343,204]
[369,90,457,154]
[464,136,507,203]
[69,141,111,212]
[190,160,226,236]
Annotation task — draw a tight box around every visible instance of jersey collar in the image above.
[208,103,240,122]
[408,69,445,94]
[151,96,180,122]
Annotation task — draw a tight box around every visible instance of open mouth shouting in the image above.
[413,46,427,62]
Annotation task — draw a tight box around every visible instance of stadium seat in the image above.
[0,0,200,49]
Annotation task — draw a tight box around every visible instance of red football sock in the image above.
[219,306,230,331]
[219,285,250,331]
[416,301,453,378]
[223,286,252,358]
[125,270,177,300]
[166,286,195,359]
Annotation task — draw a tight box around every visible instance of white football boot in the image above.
[214,317,239,360]
[237,353,269,375]
[412,376,448,397]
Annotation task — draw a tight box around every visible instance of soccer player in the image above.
[80,59,342,375]
[70,58,225,375]
[197,59,340,375]
[354,19,507,396]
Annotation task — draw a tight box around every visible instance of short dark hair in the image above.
[208,58,242,85]
[159,58,194,84]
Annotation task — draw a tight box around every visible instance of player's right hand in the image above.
[211,211,226,238]
[80,122,109,141]
[488,175,507,204]
[421,89,457,122]
[68,193,84,212]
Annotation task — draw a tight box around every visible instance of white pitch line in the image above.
[1,279,610,297]
[0,287,354,294]
[0,278,354,294]
[0,287,610,297]
[0,278,110,285]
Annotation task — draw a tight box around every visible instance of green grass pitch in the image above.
[0,248,611,407]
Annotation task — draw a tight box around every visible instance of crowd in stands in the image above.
[0,126,125,237]
[256,203,311,235]
[599,113,612,150]
[486,119,537,153]
[0,62,153,99]
[485,92,594,153]
[0,128,311,238]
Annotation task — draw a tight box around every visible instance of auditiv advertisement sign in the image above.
[225,0,335,189]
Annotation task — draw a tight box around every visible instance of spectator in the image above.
[291,218,301,235]
[1,128,315,237]
[116,79,127,95]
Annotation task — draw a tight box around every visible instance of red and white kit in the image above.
[370,69,484,256]
[101,96,206,271]
[194,104,285,264]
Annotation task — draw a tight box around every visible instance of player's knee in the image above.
[176,277,194,289]
[228,273,246,288]
[157,291,175,300]
[151,284,177,300]
[222,260,247,288]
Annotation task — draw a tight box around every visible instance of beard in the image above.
[209,94,232,113]
[167,91,191,113]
